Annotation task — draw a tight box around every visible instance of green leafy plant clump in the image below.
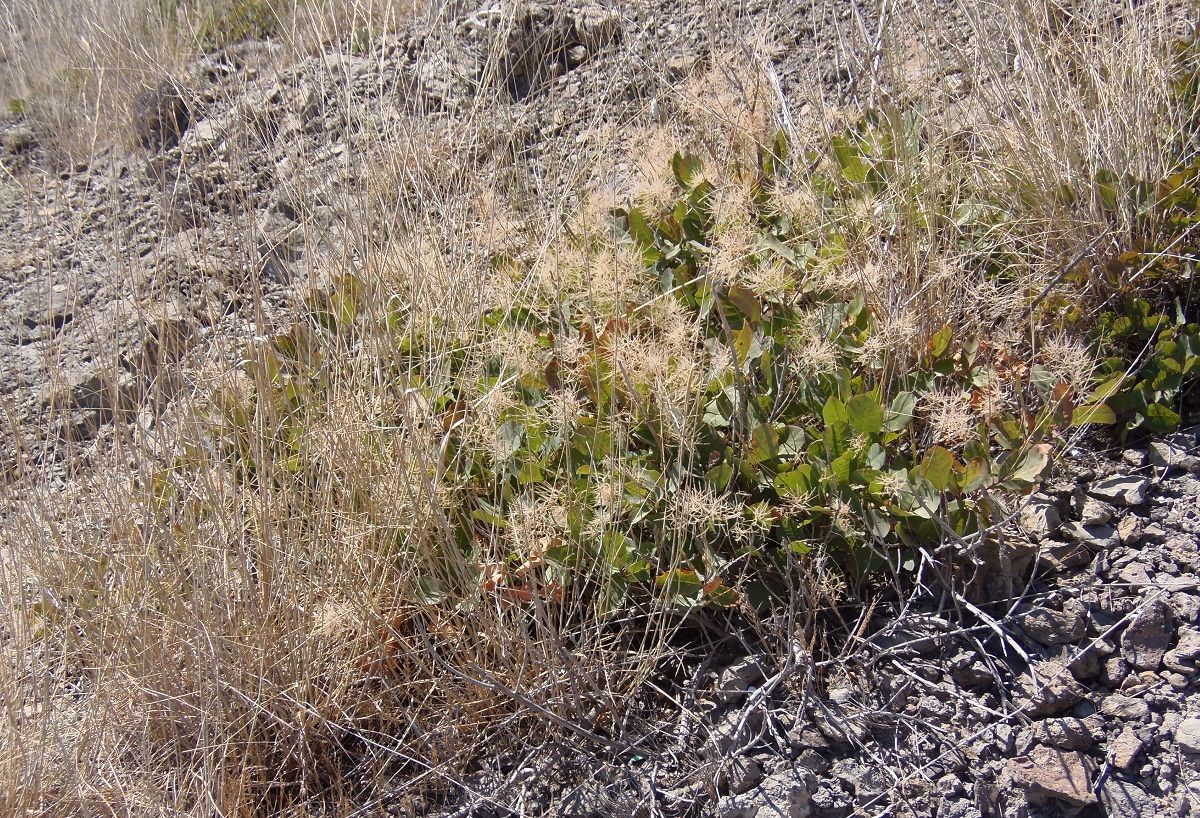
[197,0,281,50]
[194,37,1200,621]
[210,149,1193,622]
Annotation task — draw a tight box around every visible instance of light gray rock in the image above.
[1080,496,1116,525]
[1176,718,1200,754]
[1017,661,1089,717]
[1089,475,1150,507]
[1122,449,1149,468]
[1163,626,1200,673]
[716,657,769,703]
[721,757,764,795]
[574,4,623,50]
[1109,726,1146,770]
[707,708,764,758]
[1149,440,1200,472]
[1099,652,1128,686]
[1100,694,1150,721]
[1117,560,1155,590]
[1121,600,1174,671]
[1008,746,1097,806]
[939,798,980,818]
[1063,521,1119,548]
[1169,591,1200,623]
[1116,515,1145,545]
[14,282,77,340]
[1037,541,1092,572]
[556,779,612,817]
[718,770,812,818]
[1018,603,1087,646]
[1020,496,1062,541]
[1029,717,1093,751]
[1099,777,1155,818]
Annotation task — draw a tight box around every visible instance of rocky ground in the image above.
[0,1,1197,816]
[0,0,970,483]
[374,434,1200,818]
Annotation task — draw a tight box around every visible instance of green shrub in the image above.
[197,0,280,50]
[194,35,1200,620]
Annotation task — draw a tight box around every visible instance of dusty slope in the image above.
[0,0,970,482]
[1,1,1198,817]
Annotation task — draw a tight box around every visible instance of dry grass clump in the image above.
[0,0,1197,815]
[0,0,419,160]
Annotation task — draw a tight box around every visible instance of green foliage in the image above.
[193,34,1199,618]
[1094,299,1200,434]
[198,0,280,50]
[334,146,1099,616]
[349,28,376,57]
[7,98,27,117]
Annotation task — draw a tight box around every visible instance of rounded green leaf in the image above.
[847,393,885,435]
[916,446,957,492]
[1070,403,1116,426]
[823,396,849,429]
[1144,402,1182,434]
[1007,443,1052,486]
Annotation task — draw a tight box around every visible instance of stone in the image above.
[1100,656,1129,687]
[1121,600,1174,670]
[44,366,138,417]
[1164,671,1190,690]
[1166,536,1200,572]
[1149,440,1200,472]
[573,4,623,49]
[937,773,965,798]
[807,785,849,818]
[794,750,828,776]
[938,800,981,818]
[1117,515,1145,546]
[133,299,195,374]
[1063,521,1119,548]
[2,124,35,153]
[949,652,994,687]
[721,757,765,795]
[992,724,1016,755]
[716,657,769,703]
[1117,561,1154,590]
[828,758,885,807]
[1100,694,1149,721]
[14,282,77,339]
[1080,496,1116,525]
[1019,496,1061,541]
[707,708,764,758]
[1037,541,1092,572]
[1029,718,1093,751]
[1143,523,1168,541]
[1018,603,1087,646]
[1008,745,1097,806]
[1099,778,1155,818]
[1110,726,1146,770]
[872,619,944,656]
[1169,591,1200,623]
[1122,449,1149,468]
[1063,646,1101,682]
[1176,718,1200,754]
[1089,475,1151,507]
[134,80,191,149]
[718,770,812,818]
[1163,627,1200,673]
[557,779,612,817]
[1017,661,1089,717]
[1159,575,1200,594]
